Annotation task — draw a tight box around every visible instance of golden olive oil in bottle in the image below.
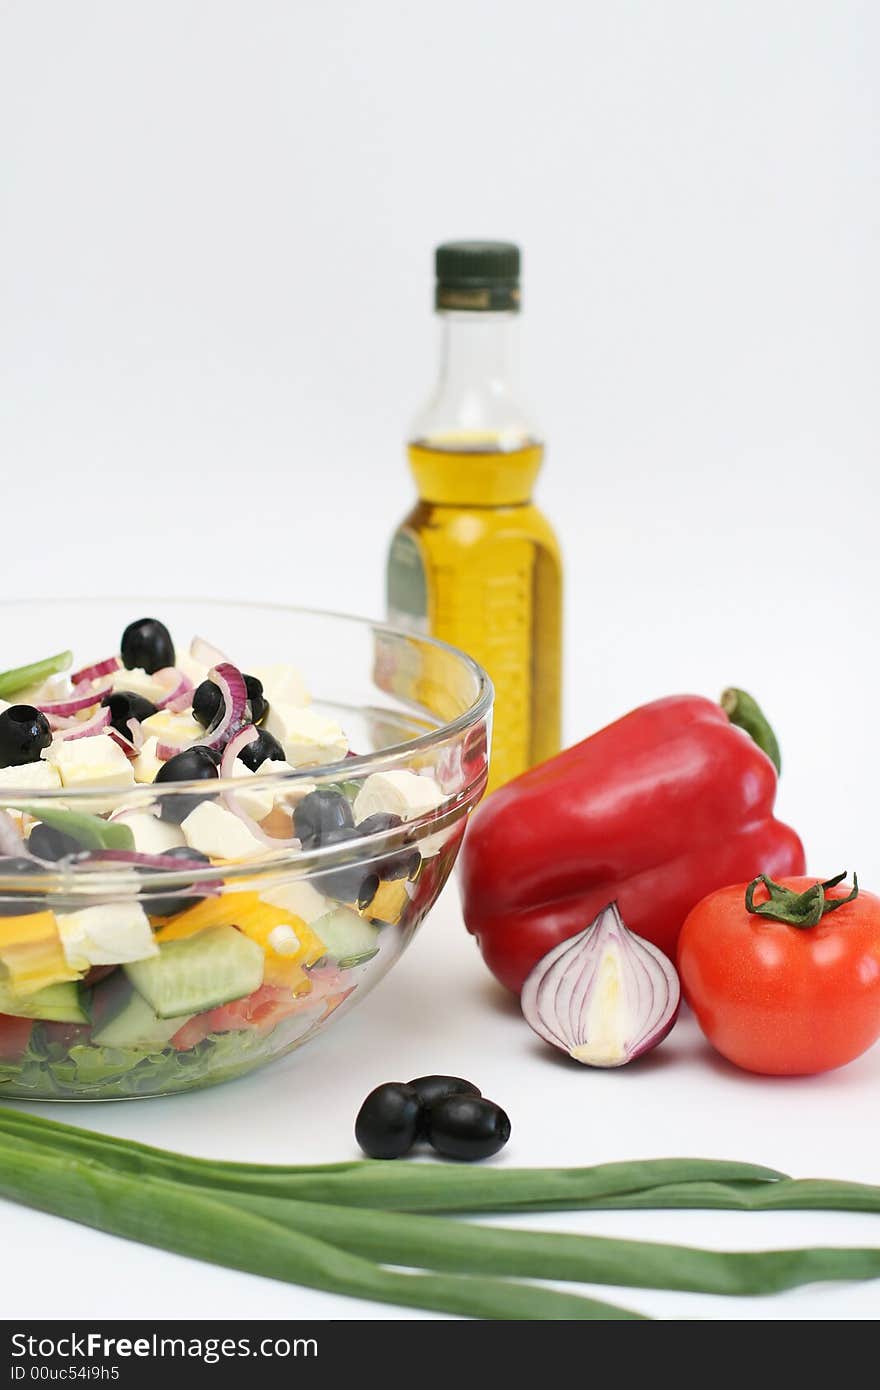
[387,241,562,791]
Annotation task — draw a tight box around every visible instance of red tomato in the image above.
[0,1014,33,1062]
[170,985,311,1052]
[678,875,880,1075]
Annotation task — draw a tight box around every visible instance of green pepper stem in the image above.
[745,871,858,928]
[721,688,782,774]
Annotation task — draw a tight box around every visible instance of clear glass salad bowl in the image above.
[0,599,492,1100]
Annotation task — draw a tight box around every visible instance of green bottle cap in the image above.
[435,241,521,311]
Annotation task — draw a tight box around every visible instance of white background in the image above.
[1,0,879,1322]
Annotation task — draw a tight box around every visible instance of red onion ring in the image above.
[106,728,139,757]
[71,655,120,685]
[38,686,109,717]
[53,706,112,740]
[81,849,216,871]
[157,662,248,758]
[152,667,195,713]
[521,902,680,1068]
[220,724,302,850]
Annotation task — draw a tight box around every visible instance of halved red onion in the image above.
[53,706,112,740]
[152,667,195,712]
[71,655,120,685]
[521,902,680,1068]
[219,724,302,850]
[38,685,108,717]
[190,635,228,667]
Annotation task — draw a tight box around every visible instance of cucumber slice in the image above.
[92,983,191,1049]
[314,908,379,968]
[125,925,264,1019]
[0,979,89,1023]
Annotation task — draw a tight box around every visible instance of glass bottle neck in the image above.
[408,310,543,507]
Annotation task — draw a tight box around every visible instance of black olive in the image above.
[28,823,84,862]
[426,1095,511,1162]
[355,1082,422,1159]
[0,856,46,916]
[408,1075,482,1137]
[192,674,268,731]
[357,812,421,881]
[101,690,158,739]
[0,705,52,768]
[120,618,175,675]
[139,846,212,917]
[314,825,378,904]
[237,728,284,771]
[154,746,220,824]
[293,789,354,849]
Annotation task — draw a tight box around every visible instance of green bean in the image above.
[0,651,72,699]
[222,1191,880,1296]
[0,1108,783,1210]
[0,1137,643,1321]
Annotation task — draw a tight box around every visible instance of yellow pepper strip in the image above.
[362,879,410,926]
[153,893,264,942]
[155,893,326,992]
[0,912,81,995]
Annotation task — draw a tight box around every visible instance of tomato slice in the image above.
[170,985,308,1052]
[0,1013,33,1063]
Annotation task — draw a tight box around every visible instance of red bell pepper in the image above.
[459,691,805,993]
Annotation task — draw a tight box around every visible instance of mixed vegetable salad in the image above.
[0,618,452,1098]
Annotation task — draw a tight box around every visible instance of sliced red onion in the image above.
[158,662,247,759]
[53,706,112,740]
[38,685,108,717]
[127,717,145,750]
[152,667,195,712]
[190,635,228,667]
[81,849,215,871]
[220,724,302,849]
[71,655,120,685]
[521,902,680,1068]
[106,727,139,757]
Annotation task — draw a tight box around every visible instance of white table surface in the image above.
[5,876,880,1322]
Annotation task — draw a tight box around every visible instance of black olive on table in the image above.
[426,1095,511,1161]
[0,705,52,768]
[237,728,285,771]
[155,746,220,824]
[293,789,354,849]
[192,675,268,731]
[101,690,158,738]
[120,618,175,675]
[355,1082,422,1159]
[139,846,213,917]
[408,1075,481,1137]
[0,856,46,916]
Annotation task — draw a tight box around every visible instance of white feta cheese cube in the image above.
[132,735,165,784]
[353,770,444,824]
[121,811,185,856]
[141,710,203,748]
[264,704,348,767]
[0,760,62,792]
[251,663,310,708]
[181,801,265,861]
[261,879,329,924]
[46,734,135,794]
[57,902,158,970]
[110,666,166,703]
[230,758,296,820]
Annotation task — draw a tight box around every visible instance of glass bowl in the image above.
[0,599,492,1100]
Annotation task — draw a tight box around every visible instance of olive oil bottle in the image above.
[387,241,562,791]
